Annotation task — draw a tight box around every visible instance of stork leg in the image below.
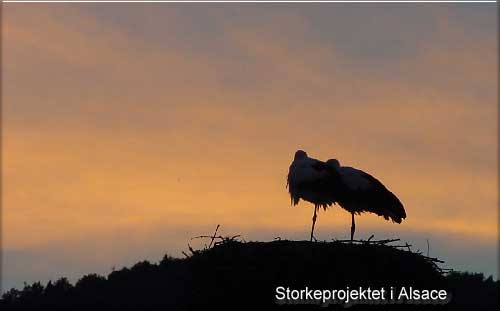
[350,212,356,242]
[310,206,318,242]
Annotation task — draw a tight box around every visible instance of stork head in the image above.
[326,159,341,169]
[294,150,308,161]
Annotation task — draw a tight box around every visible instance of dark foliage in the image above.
[1,240,498,310]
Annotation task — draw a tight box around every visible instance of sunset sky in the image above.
[2,3,498,291]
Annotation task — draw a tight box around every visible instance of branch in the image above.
[209,224,220,248]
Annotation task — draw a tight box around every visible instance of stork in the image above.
[287,150,406,241]
[286,150,342,241]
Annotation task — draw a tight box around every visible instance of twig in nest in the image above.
[209,224,220,249]
[403,242,411,252]
[424,256,445,264]
[334,238,400,245]
[391,244,413,248]
[375,238,400,244]
[188,243,196,255]
[213,235,242,246]
[334,239,367,243]
[193,235,228,240]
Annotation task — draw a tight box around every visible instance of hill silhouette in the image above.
[1,238,498,310]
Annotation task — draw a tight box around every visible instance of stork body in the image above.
[287,150,406,241]
[287,151,341,241]
[326,159,406,240]
[287,151,343,241]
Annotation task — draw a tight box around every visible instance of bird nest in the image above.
[187,225,451,276]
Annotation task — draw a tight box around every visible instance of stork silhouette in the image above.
[287,150,406,241]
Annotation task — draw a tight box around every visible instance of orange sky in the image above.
[2,4,498,289]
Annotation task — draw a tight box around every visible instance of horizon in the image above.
[2,3,498,291]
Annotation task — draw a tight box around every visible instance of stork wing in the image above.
[339,167,406,223]
[338,167,372,191]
